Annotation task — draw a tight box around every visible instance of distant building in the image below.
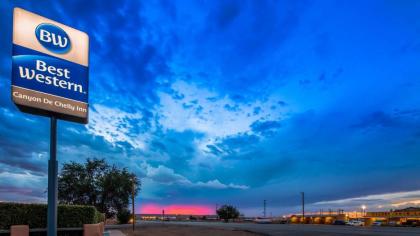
[288,207,420,226]
[366,207,420,226]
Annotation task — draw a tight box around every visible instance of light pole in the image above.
[361,205,366,217]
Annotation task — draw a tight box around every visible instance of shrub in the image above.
[0,202,104,229]
[95,211,106,224]
[116,208,131,224]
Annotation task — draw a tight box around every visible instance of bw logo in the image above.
[35,23,71,54]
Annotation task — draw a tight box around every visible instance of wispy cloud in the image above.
[87,104,149,149]
[313,190,420,210]
[142,163,248,190]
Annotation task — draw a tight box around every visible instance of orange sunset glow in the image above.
[140,203,214,215]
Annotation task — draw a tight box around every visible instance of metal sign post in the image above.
[47,116,58,236]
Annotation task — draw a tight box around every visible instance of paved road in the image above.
[108,230,125,236]
[136,221,420,236]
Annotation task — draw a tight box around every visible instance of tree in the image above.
[216,205,240,222]
[116,208,131,224]
[58,158,140,218]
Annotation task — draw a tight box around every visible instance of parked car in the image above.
[388,221,401,226]
[278,219,288,224]
[347,220,364,226]
[371,221,383,226]
[332,220,347,225]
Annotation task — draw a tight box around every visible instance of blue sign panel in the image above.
[12,45,88,102]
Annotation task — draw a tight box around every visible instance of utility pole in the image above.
[131,178,135,231]
[263,200,266,218]
[301,192,305,222]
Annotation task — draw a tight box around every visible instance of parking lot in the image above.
[138,221,420,236]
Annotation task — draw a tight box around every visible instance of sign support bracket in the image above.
[47,116,58,236]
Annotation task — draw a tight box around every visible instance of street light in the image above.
[361,205,366,216]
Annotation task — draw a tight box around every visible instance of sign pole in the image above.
[12,9,89,235]
[47,116,58,236]
[11,9,89,235]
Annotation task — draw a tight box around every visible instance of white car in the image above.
[347,220,364,226]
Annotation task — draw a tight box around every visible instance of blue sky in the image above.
[0,0,419,216]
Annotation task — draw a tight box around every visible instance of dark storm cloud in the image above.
[207,0,242,29]
[34,1,171,109]
[0,144,46,174]
[393,108,420,118]
[250,120,282,135]
[351,111,398,129]
[143,129,205,177]
[205,145,223,156]
[0,108,50,176]
[173,0,309,101]
[207,133,261,159]
[224,104,239,112]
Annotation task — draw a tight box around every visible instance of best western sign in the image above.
[12,8,89,123]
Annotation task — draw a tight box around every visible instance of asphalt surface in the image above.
[131,221,420,236]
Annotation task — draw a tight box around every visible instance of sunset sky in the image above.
[0,0,419,216]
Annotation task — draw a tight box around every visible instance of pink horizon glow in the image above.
[139,203,214,215]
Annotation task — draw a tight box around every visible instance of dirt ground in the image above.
[120,224,263,236]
